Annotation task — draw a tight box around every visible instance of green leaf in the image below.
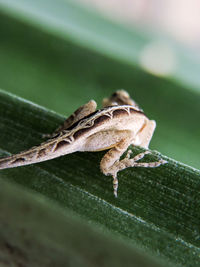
[0,179,168,267]
[0,89,200,267]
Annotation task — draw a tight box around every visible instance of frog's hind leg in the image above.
[44,100,97,138]
[136,119,156,149]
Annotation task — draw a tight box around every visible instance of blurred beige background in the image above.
[77,0,199,50]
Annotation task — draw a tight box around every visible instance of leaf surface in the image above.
[0,90,200,267]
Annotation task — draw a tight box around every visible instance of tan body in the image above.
[0,90,166,196]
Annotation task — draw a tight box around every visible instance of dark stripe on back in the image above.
[67,110,99,131]
[12,157,26,164]
[54,140,70,152]
[37,148,47,158]
[113,108,128,117]
[73,114,109,139]
[64,106,144,140]
[130,107,144,115]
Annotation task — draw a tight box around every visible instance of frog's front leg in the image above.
[103,147,166,197]
[99,131,134,197]
[84,130,135,197]
[85,128,166,197]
